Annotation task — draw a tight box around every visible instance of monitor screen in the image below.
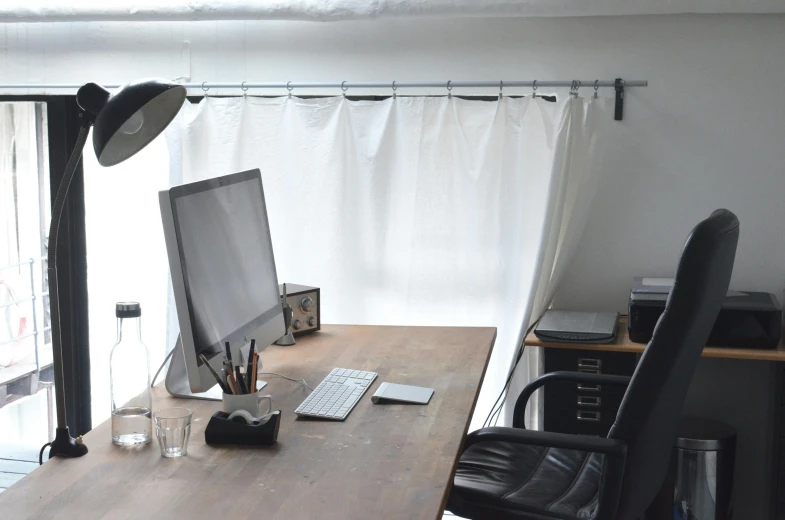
[171,171,280,357]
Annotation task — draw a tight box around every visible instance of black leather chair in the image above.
[447,209,739,520]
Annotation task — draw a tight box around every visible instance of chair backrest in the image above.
[607,209,739,520]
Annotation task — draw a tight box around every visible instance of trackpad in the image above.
[371,382,434,404]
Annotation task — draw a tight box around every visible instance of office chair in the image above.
[447,209,739,520]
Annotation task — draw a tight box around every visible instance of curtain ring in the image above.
[392,81,397,99]
[201,82,209,97]
[593,80,600,99]
[287,81,293,98]
[499,80,503,100]
[447,80,452,99]
[341,81,348,98]
[571,80,581,99]
[531,80,538,99]
[241,81,248,97]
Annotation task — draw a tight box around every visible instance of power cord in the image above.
[150,349,313,393]
[151,348,176,388]
[259,372,313,392]
[38,443,50,465]
[482,320,539,428]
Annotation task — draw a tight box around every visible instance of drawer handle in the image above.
[577,410,601,422]
[578,358,602,370]
[577,384,601,392]
[577,396,601,408]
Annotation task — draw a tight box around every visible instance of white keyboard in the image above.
[295,368,377,420]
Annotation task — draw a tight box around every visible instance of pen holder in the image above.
[204,410,281,446]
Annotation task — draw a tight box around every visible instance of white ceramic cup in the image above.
[222,390,273,419]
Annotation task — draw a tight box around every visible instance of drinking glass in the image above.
[153,407,192,458]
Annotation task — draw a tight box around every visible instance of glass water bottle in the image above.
[110,302,152,446]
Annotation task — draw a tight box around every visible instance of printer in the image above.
[628,277,782,348]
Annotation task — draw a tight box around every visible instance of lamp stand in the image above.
[43,118,92,460]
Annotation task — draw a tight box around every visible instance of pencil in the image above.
[224,341,233,366]
[235,365,248,394]
[250,352,258,392]
[227,370,240,395]
[225,361,239,394]
[245,339,256,391]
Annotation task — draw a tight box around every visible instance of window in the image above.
[84,132,171,425]
[0,102,54,487]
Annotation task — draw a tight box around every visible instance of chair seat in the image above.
[449,440,605,520]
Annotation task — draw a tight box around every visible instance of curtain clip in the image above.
[593,80,599,99]
[392,81,397,99]
[287,81,293,98]
[570,80,581,99]
[531,80,538,99]
[446,80,452,99]
[201,82,209,98]
[499,80,503,100]
[341,81,348,98]
[241,81,248,98]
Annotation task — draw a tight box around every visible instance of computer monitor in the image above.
[159,168,284,400]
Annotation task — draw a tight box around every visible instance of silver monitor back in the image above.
[159,168,284,400]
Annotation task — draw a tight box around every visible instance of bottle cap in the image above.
[116,302,141,318]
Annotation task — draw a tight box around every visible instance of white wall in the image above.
[3,15,783,300]
[2,13,784,517]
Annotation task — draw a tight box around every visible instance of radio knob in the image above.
[292,319,302,330]
[308,316,317,327]
[300,297,314,312]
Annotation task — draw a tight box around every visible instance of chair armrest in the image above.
[465,427,627,457]
[513,371,631,428]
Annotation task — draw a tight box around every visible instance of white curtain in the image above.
[166,95,611,427]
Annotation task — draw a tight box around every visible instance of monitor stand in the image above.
[165,334,266,401]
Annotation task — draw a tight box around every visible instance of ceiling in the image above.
[1,0,785,23]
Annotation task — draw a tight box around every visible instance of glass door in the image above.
[0,102,53,491]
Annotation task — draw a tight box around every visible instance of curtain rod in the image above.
[0,79,647,90]
[0,78,646,120]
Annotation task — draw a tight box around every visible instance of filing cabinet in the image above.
[542,348,638,436]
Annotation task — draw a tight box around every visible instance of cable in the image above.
[482,319,539,428]
[151,348,176,388]
[483,365,516,428]
[151,350,313,392]
[259,372,313,392]
[39,443,51,465]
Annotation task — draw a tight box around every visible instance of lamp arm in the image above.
[44,123,91,459]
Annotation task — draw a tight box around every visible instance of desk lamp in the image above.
[45,79,186,459]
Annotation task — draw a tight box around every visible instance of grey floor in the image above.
[0,445,38,494]
[0,390,52,495]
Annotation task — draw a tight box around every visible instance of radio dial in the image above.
[308,316,317,327]
[300,297,314,312]
[292,319,302,330]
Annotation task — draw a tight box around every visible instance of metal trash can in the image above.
[647,417,737,520]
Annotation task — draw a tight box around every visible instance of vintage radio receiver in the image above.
[279,284,320,336]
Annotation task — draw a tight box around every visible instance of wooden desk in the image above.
[0,325,496,520]
[525,316,785,362]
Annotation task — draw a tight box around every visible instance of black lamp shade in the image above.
[92,78,186,167]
